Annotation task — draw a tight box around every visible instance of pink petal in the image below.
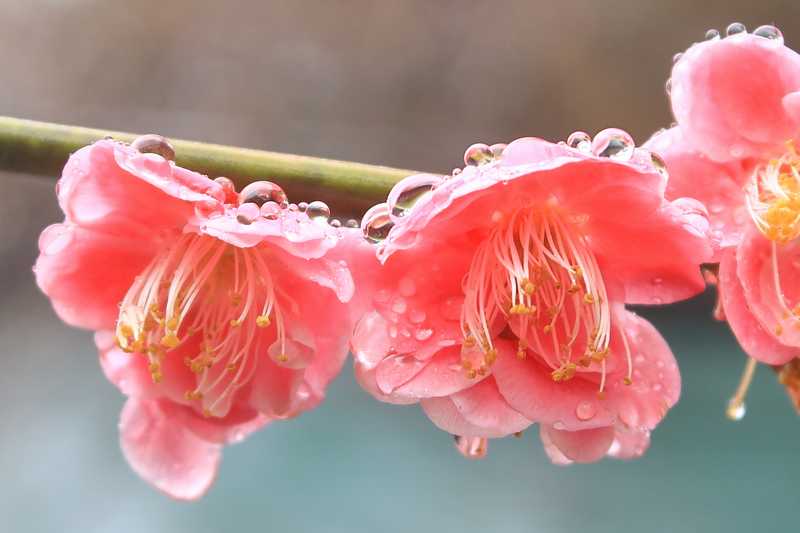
[643,126,753,256]
[58,140,220,235]
[392,346,482,399]
[539,425,615,464]
[671,33,800,161]
[736,225,800,356]
[608,426,651,459]
[119,398,221,500]
[34,223,156,330]
[719,247,799,364]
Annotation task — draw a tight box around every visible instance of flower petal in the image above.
[539,425,615,464]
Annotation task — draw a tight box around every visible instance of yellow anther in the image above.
[596,391,606,400]
[543,324,552,333]
[577,356,591,367]
[484,348,498,366]
[160,332,180,349]
[623,377,633,386]
[463,336,476,348]
[509,304,530,315]
[229,318,242,327]
[277,353,288,362]
[466,369,477,379]
[226,363,239,372]
[256,315,271,327]
[165,316,179,331]
[775,324,784,336]
[520,278,536,295]
[583,293,595,304]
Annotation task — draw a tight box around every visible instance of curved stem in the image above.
[0,116,421,215]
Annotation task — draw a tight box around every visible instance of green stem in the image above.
[0,116,421,215]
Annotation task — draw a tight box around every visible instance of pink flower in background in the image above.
[644,25,800,399]
[35,139,359,499]
[351,133,711,463]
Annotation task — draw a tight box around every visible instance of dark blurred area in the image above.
[2,1,800,532]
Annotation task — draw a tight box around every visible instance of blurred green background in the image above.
[2,1,800,532]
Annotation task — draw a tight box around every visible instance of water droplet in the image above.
[664,78,672,96]
[490,143,507,158]
[553,421,566,431]
[374,289,390,303]
[464,143,493,166]
[726,400,746,421]
[409,309,426,324]
[344,218,359,228]
[652,383,663,392]
[454,436,488,459]
[415,328,434,341]
[260,201,281,220]
[650,152,668,177]
[656,360,665,368]
[390,175,439,217]
[705,28,720,40]
[398,277,416,297]
[591,128,635,161]
[567,131,592,153]
[652,277,663,285]
[725,22,746,36]
[288,203,299,212]
[297,201,308,212]
[575,401,596,421]
[236,203,260,225]
[329,218,342,228]
[672,52,683,63]
[239,181,287,207]
[635,354,646,364]
[451,168,462,177]
[753,24,783,43]
[131,134,175,161]
[391,298,407,314]
[362,203,394,243]
[388,325,398,338]
[306,200,331,224]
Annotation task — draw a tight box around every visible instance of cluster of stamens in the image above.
[460,207,633,394]
[114,233,287,417]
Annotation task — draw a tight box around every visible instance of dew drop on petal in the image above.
[297,201,308,212]
[391,176,439,217]
[362,203,394,243]
[591,128,635,161]
[552,421,566,431]
[345,218,359,228]
[306,201,331,224]
[329,218,342,228]
[239,181,287,207]
[575,401,596,421]
[705,28,720,40]
[415,328,434,341]
[464,143,494,166]
[672,52,683,63]
[490,143,507,158]
[409,309,426,324]
[260,201,281,220]
[725,22,746,36]
[726,400,746,421]
[567,131,592,153]
[391,298,407,314]
[131,134,175,161]
[650,152,668,177]
[753,24,783,43]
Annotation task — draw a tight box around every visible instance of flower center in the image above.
[747,143,800,244]
[460,207,631,393]
[115,233,287,417]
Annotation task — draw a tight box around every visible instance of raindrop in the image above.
[464,143,494,166]
[665,78,672,96]
[131,134,175,161]
[236,203,260,225]
[288,203,299,212]
[260,201,281,220]
[672,52,683,63]
[575,401,596,421]
[297,201,308,212]
[490,143,507,158]
[362,203,394,243]
[239,181,287,207]
[390,175,439,217]
[306,200,331,224]
[591,128,635,161]
[345,218,359,228]
[391,298,407,314]
[567,131,592,153]
[725,22,746,36]
[753,24,783,43]
[705,28,720,40]
[451,168,462,176]
[329,218,342,228]
[726,400,746,421]
[454,436,487,459]
[409,309,426,324]
[650,152,668,178]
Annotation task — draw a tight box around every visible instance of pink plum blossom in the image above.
[351,134,711,463]
[35,139,360,499]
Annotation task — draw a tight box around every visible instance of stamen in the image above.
[726,357,757,421]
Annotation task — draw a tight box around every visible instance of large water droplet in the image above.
[239,181,287,207]
[131,134,175,161]
[753,24,783,43]
[705,28,720,40]
[725,22,746,36]
[390,175,439,217]
[454,436,487,459]
[464,143,494,166]
[575,401,597,421]
[726,400,746,421]
[392,298,407,314]
[591,128,635,161]
[260,201,281,220]
[490,143,507,158]
[567,131,592,153]
[362,203,394,243]
[415,328,434,341]
[650,152,668,178]
[306,201,331,224]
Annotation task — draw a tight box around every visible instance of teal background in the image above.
[2,1,800,532]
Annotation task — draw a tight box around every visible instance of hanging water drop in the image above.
[672,52,683,63]
[725,22,746,36]
[464,143,494,166]
[306,201,331,224]
[345,219,359,228]
[260,201,281,220]
[362,203,394,243]
[665,78,672,96]
[297,201,308,212]
[567,131,592,153]
[591,128,635,161]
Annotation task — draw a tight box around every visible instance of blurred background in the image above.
[2,1,800,532]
